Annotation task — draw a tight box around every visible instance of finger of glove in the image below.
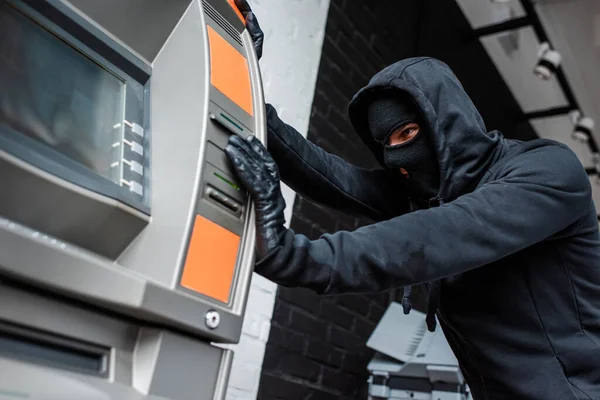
[246,13,263,58]
[227,136,265,173]
[246,12,263,37]
[227,136,272,186]
[229,134,262,162]
[229,136,277,190]
[225,145,264,195]
[233,0,252,15]
[247,136,279,181]
[246,136,272,163]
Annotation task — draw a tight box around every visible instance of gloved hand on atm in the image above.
[234,0,264,59]
[225,135,286,260]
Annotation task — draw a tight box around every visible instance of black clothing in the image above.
[366,91,421,144]
[260,57,600,399]
[366,91,440,201]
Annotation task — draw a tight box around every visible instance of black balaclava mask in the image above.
[367,92,440,202]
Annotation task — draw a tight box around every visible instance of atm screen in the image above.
[0,0,149,211]
[0,2,128,181]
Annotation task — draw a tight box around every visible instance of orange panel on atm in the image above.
[181,215,240,303]
[207,25,254,116]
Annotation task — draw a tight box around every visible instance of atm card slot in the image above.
[205,185,242,218]
[210,111,246,137]
[208,101,253,140]
[202,162,245,203]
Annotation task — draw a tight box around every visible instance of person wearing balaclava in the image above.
[366,91,440,205]
[228,2,600,400]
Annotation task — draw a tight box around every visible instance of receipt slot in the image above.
[0,0,265,399]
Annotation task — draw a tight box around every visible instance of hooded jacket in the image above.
[261,57,600,399]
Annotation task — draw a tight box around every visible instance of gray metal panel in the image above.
[64,0,193,62]
[0,285,138,352]
[0,219,243,343]
[0,150,149,260]
[0,284,229,400]
[0,321,111,377]
[211,350,234,400]
[141,283,243,343]
[137,330,224,400]
[203,0,245,33]
[117,0,210,287]
[206,114,243,151]
[0,359,166,400]
[0,218,148,306]
[0,284,139,388]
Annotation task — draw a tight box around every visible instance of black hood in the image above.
[348,57,505,203]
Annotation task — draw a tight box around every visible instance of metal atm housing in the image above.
[0,0,265,398]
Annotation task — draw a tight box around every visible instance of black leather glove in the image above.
[234,0,264,59]
[225,135,286,259]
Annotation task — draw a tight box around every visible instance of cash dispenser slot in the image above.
[202,162,245,219]
[0,322,109,377]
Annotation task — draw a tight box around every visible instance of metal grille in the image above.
[202,0,243,46]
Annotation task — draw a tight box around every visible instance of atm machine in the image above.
[0,0,264,399]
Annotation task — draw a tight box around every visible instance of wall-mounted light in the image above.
[490,0,512,3]
[533,42,562,80]
[570,110,595,144]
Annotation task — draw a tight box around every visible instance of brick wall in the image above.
[257,0,537,399]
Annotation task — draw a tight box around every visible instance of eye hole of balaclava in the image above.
[366,91,440,201]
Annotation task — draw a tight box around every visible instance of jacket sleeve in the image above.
[266,104,409,221]
[255,145,592,294]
